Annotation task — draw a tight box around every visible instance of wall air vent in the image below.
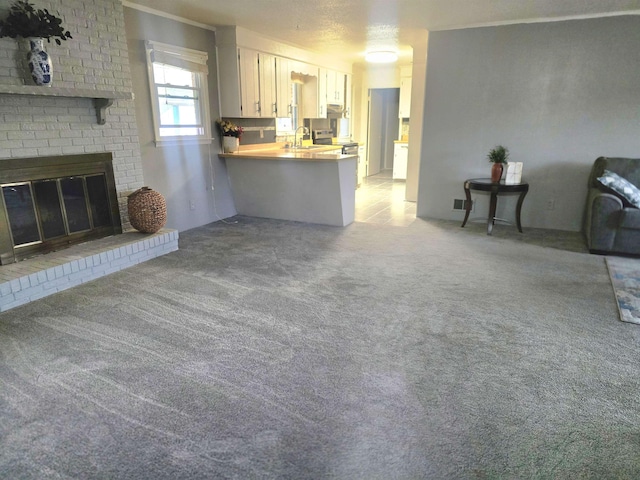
[453,198,473,211]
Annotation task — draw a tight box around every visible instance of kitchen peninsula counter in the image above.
[219,143,349,161]
[220,143,357,226]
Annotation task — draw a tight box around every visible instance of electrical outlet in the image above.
[189,200,195,210]
[546,199,555,210]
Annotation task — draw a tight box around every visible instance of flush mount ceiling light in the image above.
[365,50,398,64]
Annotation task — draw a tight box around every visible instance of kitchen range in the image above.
[303,104,350,142]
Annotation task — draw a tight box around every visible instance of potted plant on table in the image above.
[487,145,509,182]
[0,0,72,86]
[216,119,244,153]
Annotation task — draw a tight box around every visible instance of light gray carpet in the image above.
[607,255,640,324]
[2,216,640,479]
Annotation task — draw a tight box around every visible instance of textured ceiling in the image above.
[124,0,640,63]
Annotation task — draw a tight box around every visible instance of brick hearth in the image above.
[0,230,178,313]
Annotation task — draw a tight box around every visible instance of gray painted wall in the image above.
[123,8,237,232]
[417,16,640,232]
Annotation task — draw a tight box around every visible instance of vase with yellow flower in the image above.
[216,119,243,153]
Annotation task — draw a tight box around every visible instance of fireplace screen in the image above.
[3,174,112,246]
[0,153,121,265]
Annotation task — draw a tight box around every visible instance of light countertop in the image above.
[219,142,357,162]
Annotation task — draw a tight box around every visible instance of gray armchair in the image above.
[584,157,640,255]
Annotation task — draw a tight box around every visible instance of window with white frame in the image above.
[145,40,212,145]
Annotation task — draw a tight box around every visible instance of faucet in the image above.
[294,126,309,148]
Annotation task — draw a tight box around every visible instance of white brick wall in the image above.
[0,0,143,227]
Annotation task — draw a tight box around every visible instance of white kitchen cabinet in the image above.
[344,74,352,118]
[393,142,409,180]
[218,38,351,121]
[335,71,346,104]
[326,70,345,105]
[325,69,337,104]
[238,48,260,116]
[223,48,279,117]
[318,68,347,117]
[259,52,277,117]
[275,56,292,118]
[317,67,328,118]
[398,76,412,118]
[317,67,351,118]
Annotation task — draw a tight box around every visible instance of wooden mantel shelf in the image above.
[0,85,134,125]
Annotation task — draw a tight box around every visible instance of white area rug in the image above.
[606,256,640,324]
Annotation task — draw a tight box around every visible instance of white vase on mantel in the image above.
[223,136,239,153]
[26,37,53,87]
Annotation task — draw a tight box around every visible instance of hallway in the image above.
[354,170,416,226]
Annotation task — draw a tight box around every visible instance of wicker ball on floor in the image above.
[127,187,167,233]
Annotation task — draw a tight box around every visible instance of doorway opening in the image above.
[357,87,415,226]
[366,88,399,177]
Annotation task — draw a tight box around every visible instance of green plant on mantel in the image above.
[0,0,72,44]
[487,145,509,164]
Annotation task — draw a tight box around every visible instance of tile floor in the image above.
[355,170,416,226]
[354,170,588,253]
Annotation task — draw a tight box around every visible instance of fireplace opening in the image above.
[0,153,122,265]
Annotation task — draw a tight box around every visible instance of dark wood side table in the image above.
[461,178,529,235]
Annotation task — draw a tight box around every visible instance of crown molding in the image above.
[121,1,216,31]
[431,11,640,32]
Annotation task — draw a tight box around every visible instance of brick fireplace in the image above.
[0,0,179,312]
[0,0,144,222]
